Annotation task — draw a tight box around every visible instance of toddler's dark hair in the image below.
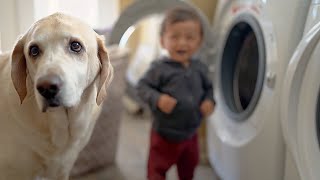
[160,7,203,36]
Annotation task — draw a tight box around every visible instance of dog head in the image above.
[11,13,113,112]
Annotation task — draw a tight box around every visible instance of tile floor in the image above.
[74,111,219,180]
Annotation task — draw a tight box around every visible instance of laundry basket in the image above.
[70,45,129,177]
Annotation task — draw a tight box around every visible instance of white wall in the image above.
[0,0,19,51]
[33,0,119,29]
[34,0,99,27]
[0,0,119,51]
[0,0,35,51]
[16,0,35,33]
[97,0,119,29]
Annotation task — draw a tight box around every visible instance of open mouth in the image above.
[176,50,187,55]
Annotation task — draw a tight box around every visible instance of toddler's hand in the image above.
[157,94,177,114]
[200,99,215,118]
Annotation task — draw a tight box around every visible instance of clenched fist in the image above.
[200,99,215,118]
[157,94,177,114]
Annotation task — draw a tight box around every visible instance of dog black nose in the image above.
[36,74,62,100]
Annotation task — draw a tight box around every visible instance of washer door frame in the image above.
[213,6,278,146]
[218,14,266,121]
[108,0,214,65]
[281,21,320,180]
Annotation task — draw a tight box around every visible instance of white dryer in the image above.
[207,0,310,180]
[282,1,320,180]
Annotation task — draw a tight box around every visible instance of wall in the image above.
[97,0,119,29]
[191,0,217,24]
[0,0,119,51]
[0,0,16,51]
[16,0,35,33]
[0,0,18,51]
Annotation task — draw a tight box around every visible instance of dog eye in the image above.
[70,41,82,52]
[29,45,40,57]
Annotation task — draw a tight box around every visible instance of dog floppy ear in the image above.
[96,35,113,106]
[11,35,27,104]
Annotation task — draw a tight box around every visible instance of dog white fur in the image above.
[0,13,113,180]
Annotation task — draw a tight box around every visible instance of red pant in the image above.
[147,130,199,180]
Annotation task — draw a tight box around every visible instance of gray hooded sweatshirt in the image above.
[137,57,214,142]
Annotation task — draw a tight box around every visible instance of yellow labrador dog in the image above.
[0,13,113,180]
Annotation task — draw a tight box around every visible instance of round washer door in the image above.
[107,0,214,65]
[281,22,320,180]
[219,15,265,119]
[213,9,276,146]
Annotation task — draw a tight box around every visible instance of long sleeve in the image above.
[137,62,162,111]
[199,64,215,104]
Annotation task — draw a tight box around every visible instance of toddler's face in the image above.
[161,20,202,65]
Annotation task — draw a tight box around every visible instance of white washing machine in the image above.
[282,1,320,180]
[207,0,234,175]
[207,0,310,180]
[210,0,234,73]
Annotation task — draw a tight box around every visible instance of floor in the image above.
[74,111,219,180]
